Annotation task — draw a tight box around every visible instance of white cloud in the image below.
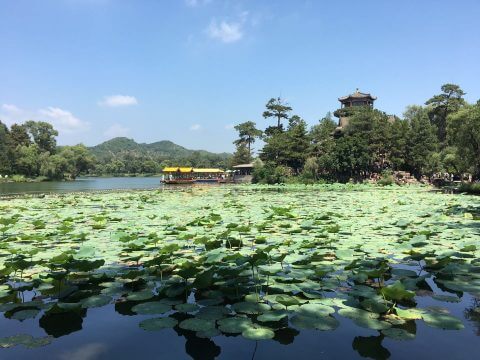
[39,107,89,133]
[224,124,234,130]
[189,124,201,131]
[0,104,89,134]
[207,20,243,43]
[99,95,138,107]
[104,123,130,138]
[60,343,108,360]
[1,104,21,113]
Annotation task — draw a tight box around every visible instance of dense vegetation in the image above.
[0,185,478,353]
[231,84,480,184]
[0,121,95,181]
[0,124,230,180]
[90,137,231,175]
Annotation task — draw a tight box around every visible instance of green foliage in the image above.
[0,185,475,347]
[231,142,251,166]
[447,103,480,177]
[262,97,292,128]
[404,106,439,177]
[91,137,231,175]
[458,182,480,195]
[25,120,58,154]
[377,172,394,186]
[426,83,466,144]
[233,121,262,159]
[252,162,290,184]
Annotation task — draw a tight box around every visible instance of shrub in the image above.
[252,163,290,184]
[377,172,395,186]
[459,182,480,195]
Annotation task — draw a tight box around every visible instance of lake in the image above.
[0,177,164,195]
[0,184,479,359]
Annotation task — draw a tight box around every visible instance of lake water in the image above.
[0,177,164,195]
[1,185,479,359]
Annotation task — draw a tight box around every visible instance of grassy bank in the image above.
[0,175,49,183]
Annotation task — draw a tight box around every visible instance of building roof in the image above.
[232,163,254,168]
[192,168,224,173]
[163,167,193,173]
[338,89,377,102]
[162,167,224,173]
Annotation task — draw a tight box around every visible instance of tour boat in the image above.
[161,167,225,185]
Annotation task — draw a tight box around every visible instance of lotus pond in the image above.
[0,184,479,359]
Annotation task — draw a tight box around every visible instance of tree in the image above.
[262,97,292,128]
[389,119,409,170]
[260,128,289,167]
[425,84,466,144]
[25,121,58,154]
[343,107,391,174]
[9,124,31,148]
[58,145,96,179]
[39,152,68,180]
[310,113,336,157]
[15,144,40,177]
[0,121,12,174]
[447,103,480,178]
[404,106,439,177]
[233,121,262,157]
[232,142,251,165]
[283,115,310,173]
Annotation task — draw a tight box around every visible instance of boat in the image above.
[161,167,226,184]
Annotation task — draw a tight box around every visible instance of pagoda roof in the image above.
[338,89,377,102]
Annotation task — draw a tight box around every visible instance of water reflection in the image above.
[464,298,480,336]
[352,335,390,360]
[39,309,86,338]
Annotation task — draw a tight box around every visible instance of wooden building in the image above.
[334,89,377,131]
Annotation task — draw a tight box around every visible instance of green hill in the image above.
[90,137,231,162]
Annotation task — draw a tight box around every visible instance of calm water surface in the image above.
[0,183,479,359]
[0,177,164,195]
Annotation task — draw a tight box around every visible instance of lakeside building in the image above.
[334,89,377,132]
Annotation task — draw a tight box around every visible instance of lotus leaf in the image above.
[80,295,111,308]
[257,310,289,322]
[179,318,216,332]
[422,312,464,330]
[217,316,252,333]
[290,314,339,331]
[381,328,415,340]
[0,334,53,349]
[139,317,178,331]
[132,302,171,315]
[126,290,154,301]
[380,281,415,301]
[242,326,275,340]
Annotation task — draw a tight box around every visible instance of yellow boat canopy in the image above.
[162,167,193,173]
[162,167,224,173]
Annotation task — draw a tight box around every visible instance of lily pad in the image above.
[381,328,415,340]
[217,316,252,333]
[80,295,111,308]
[242,326,275,340]
[422,313,464,330]
[179,318,216,332]
[139,317,178,331]
[126,290,154,302]
[290,314,339,330]
[132,302,171,315]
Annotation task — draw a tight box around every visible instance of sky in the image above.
[1,0,479,153]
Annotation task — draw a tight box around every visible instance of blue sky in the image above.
[1,0,479,153]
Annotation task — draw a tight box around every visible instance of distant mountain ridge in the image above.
[89,137,231,161]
